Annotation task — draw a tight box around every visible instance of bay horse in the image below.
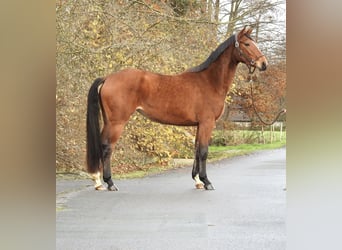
[86,26,268,191]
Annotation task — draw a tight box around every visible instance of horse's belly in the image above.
[136,106,197,126]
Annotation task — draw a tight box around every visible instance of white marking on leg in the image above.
[92,172,105,190]
[194,174,204,189]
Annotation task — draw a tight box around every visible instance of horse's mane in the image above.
[188,34,236,73]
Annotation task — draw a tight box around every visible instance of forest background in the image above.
[56,0,286,175]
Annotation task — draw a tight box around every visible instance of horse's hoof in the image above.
[195,183,204,189]
[95,185,106,191]
[204,184,215,190]
[108,184,119,191]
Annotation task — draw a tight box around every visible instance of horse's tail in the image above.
[86,77,105,174]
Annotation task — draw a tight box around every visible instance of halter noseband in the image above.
[234,33,264,74]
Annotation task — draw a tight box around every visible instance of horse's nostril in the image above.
[262,62,267,71]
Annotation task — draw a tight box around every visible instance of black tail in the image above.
[86,77,105,173]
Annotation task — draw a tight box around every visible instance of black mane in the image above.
[188,34,236,72]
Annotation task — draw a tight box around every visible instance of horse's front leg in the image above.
[192,127,204,189]
[197,122,215,190]
[198,144,215,190]
[192,145,204,189]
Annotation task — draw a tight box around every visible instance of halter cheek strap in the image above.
[234,33,263,74]
[234,33,239,48]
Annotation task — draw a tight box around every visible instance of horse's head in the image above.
[234,26,268,73]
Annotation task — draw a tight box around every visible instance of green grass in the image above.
[210,140,286,152]
[208,140,286,161]
[113,166,171,179]
[113,170,147,179]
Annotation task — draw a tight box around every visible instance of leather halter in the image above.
[234,34,264,74]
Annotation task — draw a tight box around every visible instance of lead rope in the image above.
[249,81,286,125]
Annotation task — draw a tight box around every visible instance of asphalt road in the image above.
[56,148,286,250]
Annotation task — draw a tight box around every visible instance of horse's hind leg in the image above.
[102,143,118,191]
[101,122,125,191]
[91,171,106,191]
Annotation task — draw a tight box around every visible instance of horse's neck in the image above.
[204,47,238,97]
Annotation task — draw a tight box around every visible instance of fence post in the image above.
[280,122,283,141]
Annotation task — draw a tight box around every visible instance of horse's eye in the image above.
[244,43,250,47]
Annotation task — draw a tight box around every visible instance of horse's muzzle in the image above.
[261,61,267,71]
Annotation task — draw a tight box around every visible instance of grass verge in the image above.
[209,140,286,161]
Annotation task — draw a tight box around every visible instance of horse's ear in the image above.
[245,26,253,35]
[238,26,251,38]
[238,25,252,38]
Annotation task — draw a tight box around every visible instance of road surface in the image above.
[56,148,286,250]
